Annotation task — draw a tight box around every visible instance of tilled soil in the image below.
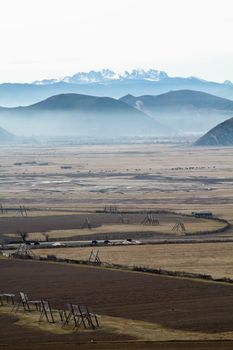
[0,212,218,235]
[1,259,233,333]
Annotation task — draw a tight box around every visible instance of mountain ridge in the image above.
[0,69,233,107]
[0,93,169,137]
[33,69,169,85]
[120,89,233,110]
[120,90,233,133]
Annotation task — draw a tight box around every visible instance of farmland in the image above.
[2,259,233,350]
[0,211,227,243]
[1,143,233,349]
[35,242,233,280]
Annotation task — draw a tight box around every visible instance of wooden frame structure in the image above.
[119,213,129,224]
[19,206,28,217]
[88,250,101,264]
[81,217,92,229]
[141,214,160,226]
[39,300,55,323]
[62,304,99,329]
[172,221,186,233]
[3,290,99,332]
[11,244,35,259]
[13,292,42,312]
[0,293,15,306]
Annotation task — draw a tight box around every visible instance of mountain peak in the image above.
[33,68,169,85]
[120,69,168,81]
[65,69,119,84]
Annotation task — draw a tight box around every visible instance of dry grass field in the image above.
[35,242,233,279]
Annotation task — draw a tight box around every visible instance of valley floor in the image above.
[1,143,233,349]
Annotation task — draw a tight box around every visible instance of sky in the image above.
[0,0,232,83]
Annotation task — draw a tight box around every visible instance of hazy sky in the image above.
[0,0,232,83]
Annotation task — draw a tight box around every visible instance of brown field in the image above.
[0,259,233,333]
[16,217,223,241]
[2,259,233,335]
[0,212,226,243]
[3,258,233,350]
[2,258,233,349]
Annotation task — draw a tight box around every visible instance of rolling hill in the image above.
[0,93,169,137]
[195,117,233,146]
[120,90,233,133]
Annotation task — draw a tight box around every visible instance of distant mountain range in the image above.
[34,69,169,85]
[0,89,233,140]
[120,90,233,133]
[195,117,233,146]
[0,93,168,137]
[1,69,233,107]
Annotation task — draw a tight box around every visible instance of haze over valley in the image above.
[0,78,233,144]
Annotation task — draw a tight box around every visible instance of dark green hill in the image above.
[195,118,233,146]
[120,90,233,133]
[120,90,233,110]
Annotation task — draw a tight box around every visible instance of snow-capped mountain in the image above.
[34,69,169,85]
[64,69,119,83]
[1,69,233,107]
[120,69,168,81]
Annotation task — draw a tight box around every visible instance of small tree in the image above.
[17,231,28,243]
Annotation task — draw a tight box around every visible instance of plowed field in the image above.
[1,259,233,333]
